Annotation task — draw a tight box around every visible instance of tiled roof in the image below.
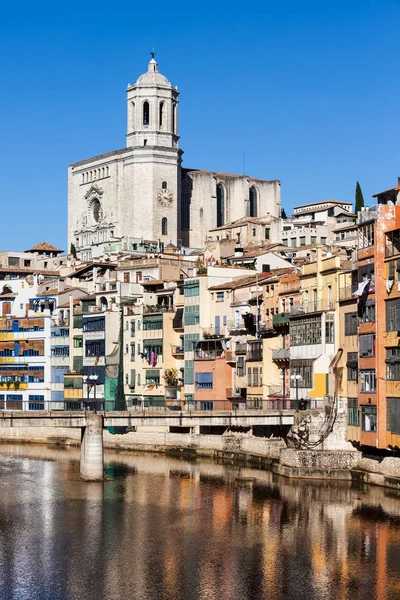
[25,242,64,253]
[209,215,272,232]
[0,267,60,275]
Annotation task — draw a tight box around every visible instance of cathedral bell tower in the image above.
[126,53,180,149]
[124,53,182,245]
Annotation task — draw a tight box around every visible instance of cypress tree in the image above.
[355,181,364,214]
[70,243,77,258]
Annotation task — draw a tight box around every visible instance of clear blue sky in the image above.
[1,0,399,251]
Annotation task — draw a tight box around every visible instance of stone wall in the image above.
[0,427,399,488]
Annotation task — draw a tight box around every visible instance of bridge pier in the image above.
[80,413,104,480]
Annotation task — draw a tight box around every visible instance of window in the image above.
[249,186,257,217]
[345,312,358,335]
[291,239,296,248]
[361,406,377,432]
[325,314,335,343]
[359,334,375,357]
[145,370,160,385]
[385,229,400,258]
[265,228,270,240]
[83,317,105,332]
[181,178,191,229]
[216,184,225,227]
[290,361,313,388]
[347,352,358,381]
[386,347,400,380]
[300,236,306,246]
[359,300,375,323]
[282,239,288,246]
[359,223,375,249]
[143,101,149,125]
[123,272,130,283]
[252,368,258,387]
[248,340,262,361]
[184,305,200,326]
[85,340,105,357]
[237,356,245,377]
[252,228,256,237]
[386,297,400,331]
[130,370,136,389]
[73,336,83,348]
[311,236,317,245]
[195,372,213,388]
[159,102,164,128]
[320,237,327,245]
[387,397,400,434]
[247,367,252,386]
[360,370,376,393]
[162,217,168,235]
[290,316,322,346]
[143,318,163,331]
[184,281,200,297]
[216,292,224,302]
[200,401,213,410]
[162,181,167,190]
[130,343,135,361]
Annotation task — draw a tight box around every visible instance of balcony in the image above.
[227,319,248,334]
[226,387,247,400]
[143,305,174,315]
[272,348,290,361]
[272,313,290,327]
[202,327,229,339]
[171,345,184,357]
[225,350,235,363]
[235,343,247,354]
[339,286,353,301]
[194,349,224,361]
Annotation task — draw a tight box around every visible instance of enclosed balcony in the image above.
[272,348,290,362]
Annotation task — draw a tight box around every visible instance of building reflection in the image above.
[0,444,398,600]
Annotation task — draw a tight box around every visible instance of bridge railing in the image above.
[0,398,319,413]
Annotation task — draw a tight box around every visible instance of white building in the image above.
[68,54,282,259]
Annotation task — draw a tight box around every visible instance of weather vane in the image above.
[151,48,155,59]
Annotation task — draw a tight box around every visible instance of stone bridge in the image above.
[0,410,295,480]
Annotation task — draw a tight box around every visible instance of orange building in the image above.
[354,181,400,449]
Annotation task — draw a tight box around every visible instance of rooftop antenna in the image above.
[151,48,155,59]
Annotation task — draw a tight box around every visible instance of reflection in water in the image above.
[0,444,398,600]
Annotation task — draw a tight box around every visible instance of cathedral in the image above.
[68,55,282,259]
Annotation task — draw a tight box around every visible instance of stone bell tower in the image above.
[122,54,182,244]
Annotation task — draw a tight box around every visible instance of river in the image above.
[0,444,399,600]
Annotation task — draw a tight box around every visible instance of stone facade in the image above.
[68,55,281,258]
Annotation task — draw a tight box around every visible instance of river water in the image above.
[0,444,399,600]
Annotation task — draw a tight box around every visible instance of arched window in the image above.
[99,297,108,311]
[159,102,164,128]
[130,101,135,130]
[172,103,176,134]
[216,184,225,227]
[162,181,167,190]
[181,178,191,229]
[249,186,258,217]
[143,101,149,125]
[162,217,168,235]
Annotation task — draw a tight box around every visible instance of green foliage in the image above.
[70,243,77,258]
[355,181,365,214]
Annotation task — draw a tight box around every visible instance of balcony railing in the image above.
[202,327,229,339]
[226,387,247,400]
[272,313,290,326]
[143,305,174,315]
[235,343,247,354]
[272,348,290,361]
[171,345,184,357]
[194,349,224,361]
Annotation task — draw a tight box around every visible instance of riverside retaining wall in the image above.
[0,427,399,489]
